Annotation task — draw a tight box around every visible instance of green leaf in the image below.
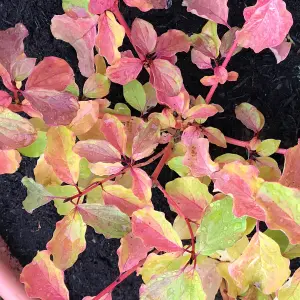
[167,156,190,177]
[196,196,247,255]
[22,177,54,213]
[62,0,89,13]
[256,139,281,157]
[283,244,300,259]
[78,157,94,188]
[65,80,80,96]
[77,204,131,238]
[214,153,245,164]
[264,229,289,253]
[114,103,131,116]
[18,131,47,158]
[123,80,146,112]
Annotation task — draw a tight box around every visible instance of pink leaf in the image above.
[236,0,293,53]
[130,167,152,203]
[156,87,190,115]
[183,138,219,177]
[89,162,124,176]
[12,57,36,81]
[73,140,121,163]
[26,57,74,91]
[150,59,183,96]
[191,49,212,70]
[96,11,125,65]
[211,161,266,220]
[100,113,127,154]
[0,91,12,107]
[124,0,168,11]
[22,89,79,126]
[155,30,190,58]
[270,41,292,63]
[0,64,15,92]
[131,18,157,57]
[200,75,218,86]
[182,0,229,26]
[51,14,98,77]
[20,99,43,118]
[182,126,203,146]
[214,66,228,84]
[106,57,143,85]
[89,0,115,14]
[117,232,150,273]
[183,104,219,120]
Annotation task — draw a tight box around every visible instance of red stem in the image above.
[134,148,166,168]
[93,258,146,300]
[205,40,239,104]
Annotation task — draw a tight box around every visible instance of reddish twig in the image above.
[134,148,167,168]
[93,258,147,300]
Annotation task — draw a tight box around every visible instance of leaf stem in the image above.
[205,40,239,104]
[93,257,147,300]
[134,148,166,168]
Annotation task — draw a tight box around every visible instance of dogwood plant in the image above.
[0,0,299,299]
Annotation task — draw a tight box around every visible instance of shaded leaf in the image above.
[77,204,131,238]
[254,156,281,182]
[173,215,198,240]
[264,229,289,253]
[270,40,292,64]
[20,250,69,300]
[220,27,242,57]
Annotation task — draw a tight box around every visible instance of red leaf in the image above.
[20,250,69,300]
[96,11,125,65]
[183,137,219,177]
[236,0,293,53]
[131,18,157,57]
[191,49,212,70]
[22,89,79,126]
[117,232,150,273]
[155,30,190,58]
[150,59,183,96]
[106,57,143,85]
[0,91,12,107]
[89,0,115,14]
[26,57,74,91]
[212,161,265,220]
[100,113,127,155]
[51,14,98,77]
[73,140,121,163]
[270,41,292,64]
[182,0,229,26]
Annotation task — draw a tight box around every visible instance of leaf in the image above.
[22,177,54,213]
[106,57,143,85]
[149,108,176,130]
[103,184,150,216]
[89,161,124,176]
[83,73,110,98]
[196,196,247,255]
[20,250,69,300]
[62,0,89,15]
[183,104,218,120]
[0,90,12,107]
[143,82,158,110]
[132,207,183,252]
[241,286,272,300]
[68,100,99,136]
[203,126,227,148]
[51,14,98,77]
[137,252,190,284]
[220,27,242,57]
[150,59,183,96]
[270,41,292,64]
[18,131,47,157]
[77,204,131,238]
[96,11,125,65]
[212,161,265,220]
[130,167,152,203]
[0,150,21,174]
[228,232,290,294]
[165,177,212,221]
[114,103,131,116]
[173,215,198,240]
[94,54,107,74]
[183,137,219,177]
[47,210,86,270]
[0,107,37,150]
[236,0,293,53]
[277,268,300,299]
[214,153,245,164]
[140,266,206,300]
[132,119,160,161]
[284,244,300,259]
[235,102,265,133]
[45,126,81,185]
[256,139,281,157]
[12,57,36,82]
[131,18,157,57]
[123,80,146,112]
[88,0,114,14]
[117,232,150,273]
[256,182,300,244]
[280,143,300,189]
[167,156,190,177]
[254,156,281,182]
[123,0,168,11]
[73,140,121,164]
[182,0,229,26]
[155,29,190,58]
[191,49,212,70]
[264,229,289,252]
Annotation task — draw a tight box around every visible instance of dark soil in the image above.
[0,0,300,299]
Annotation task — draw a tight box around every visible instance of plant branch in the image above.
[205,40,239,104]
[134,148,166,168]
[93,257,147,300]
